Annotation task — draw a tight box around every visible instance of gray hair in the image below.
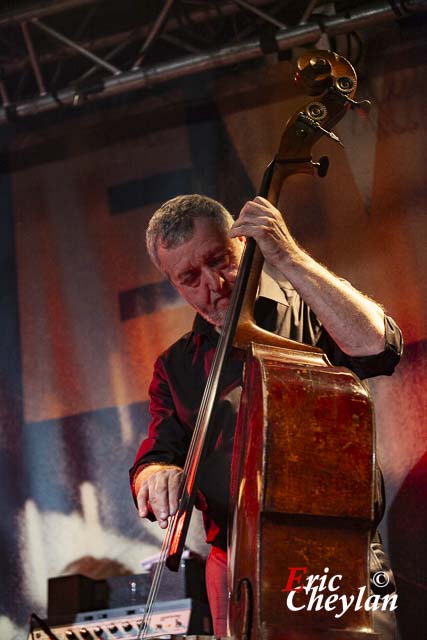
[146,194,234,271]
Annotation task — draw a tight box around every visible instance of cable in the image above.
[29,613,60,640]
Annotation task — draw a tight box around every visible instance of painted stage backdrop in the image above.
[0,23,425,640]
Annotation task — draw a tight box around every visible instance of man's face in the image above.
[157,216,245,328]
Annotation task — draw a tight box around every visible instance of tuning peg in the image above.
[297,110,343,147]
[333,76,371,117]
[311,156,329,178]
[346,96,371,117]
[312,121,344,147]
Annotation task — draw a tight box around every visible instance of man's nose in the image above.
[203,269,224,292]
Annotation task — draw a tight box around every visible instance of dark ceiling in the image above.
[0,0,425,123]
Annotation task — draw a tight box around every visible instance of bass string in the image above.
[137,519,176,638]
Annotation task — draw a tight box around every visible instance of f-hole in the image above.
[236,577,253,640]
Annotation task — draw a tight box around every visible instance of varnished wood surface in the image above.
[228,344,378,639]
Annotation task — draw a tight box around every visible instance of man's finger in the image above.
[168,470,183,515]
[150,475,171,524]
[136,483,149,518]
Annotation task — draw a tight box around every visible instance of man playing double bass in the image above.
[130,193,402,639]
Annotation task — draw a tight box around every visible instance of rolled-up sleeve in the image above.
[317,315,403,379]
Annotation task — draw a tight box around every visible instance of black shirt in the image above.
[130,274,402,549]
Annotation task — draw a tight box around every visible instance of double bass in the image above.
[139,51,379,640]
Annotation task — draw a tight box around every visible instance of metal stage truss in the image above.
[0,0,426,123]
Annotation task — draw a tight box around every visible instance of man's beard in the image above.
[198,296,230,328]
[199,307,226,328]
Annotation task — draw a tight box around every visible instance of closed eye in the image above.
[207,253,229,269]
[180,270,200,287]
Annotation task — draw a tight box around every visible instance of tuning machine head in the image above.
[311,155,329,178]
[334,76,371,117]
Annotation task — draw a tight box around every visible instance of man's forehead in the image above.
[158,221,229,275]
[191,214,230,234]
[161,237,228,270]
